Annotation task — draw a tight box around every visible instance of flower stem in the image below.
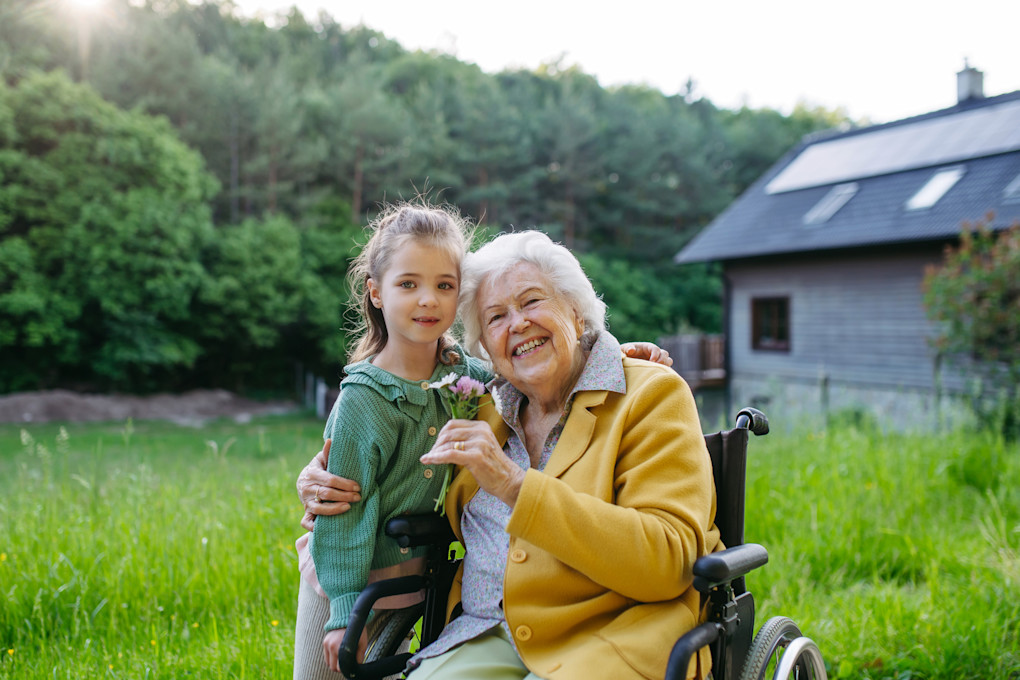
[433,465,452,512]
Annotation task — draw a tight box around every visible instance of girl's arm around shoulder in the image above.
[621,341,673,367]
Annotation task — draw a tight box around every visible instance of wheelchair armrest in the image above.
[339,575,424,679]
[692,543,768,593]
[385,514,456,549]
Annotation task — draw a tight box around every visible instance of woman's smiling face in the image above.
[477,262,585,400]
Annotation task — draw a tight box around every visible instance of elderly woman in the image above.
[301,231,719,680]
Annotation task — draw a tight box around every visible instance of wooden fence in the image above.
[657,334,726,391]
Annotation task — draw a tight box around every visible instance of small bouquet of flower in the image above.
[429,374,489,511]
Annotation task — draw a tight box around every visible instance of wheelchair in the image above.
[336,408,827,680]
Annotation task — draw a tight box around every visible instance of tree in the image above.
[1,0,852,391]
[922,214,1020,434]
[0,70,218,390]
[578,253,721,342]
[531,66,607,249]
[303,57,410,223]
[0,0,72,80]
[193,215,304,390]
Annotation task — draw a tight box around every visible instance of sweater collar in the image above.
[341,344,473,421]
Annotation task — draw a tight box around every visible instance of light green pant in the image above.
[409,626,545,680]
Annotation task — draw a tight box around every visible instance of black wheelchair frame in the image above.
[337,408,827,680]
[664,408,827,680]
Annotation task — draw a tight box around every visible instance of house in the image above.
[673,65,1020,430]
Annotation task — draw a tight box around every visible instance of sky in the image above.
[226,0,1020,124]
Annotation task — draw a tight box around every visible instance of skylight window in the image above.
[803,182,858,225]
[905,166,965,211]
[1003,172,1020,203]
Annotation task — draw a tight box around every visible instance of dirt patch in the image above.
[0,389,300,427]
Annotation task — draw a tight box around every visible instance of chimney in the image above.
[956,59,984,103]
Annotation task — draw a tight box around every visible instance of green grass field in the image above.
[1,413,1018,679]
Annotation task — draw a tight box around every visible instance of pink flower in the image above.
[451,376,486,400]
[434,375,487,419]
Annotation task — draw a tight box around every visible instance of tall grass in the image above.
[0,415,323,679]
[1,414,1018,679]
[747,421,1020,679]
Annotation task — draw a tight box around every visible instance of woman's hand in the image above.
[621,341,672,367]
[323,627,367,673]
[420,420,525,509]
[297,439,362,531]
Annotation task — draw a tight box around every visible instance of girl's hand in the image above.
[621,341,673,367]
[297,439,363,531]
[420,420,526,509]
[323,627,367,673]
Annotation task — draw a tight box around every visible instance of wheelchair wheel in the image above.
[364,603,425,662]
[739,616,823,680]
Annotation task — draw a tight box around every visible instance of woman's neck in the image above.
[520,348,588,420]
[371,340,440,381]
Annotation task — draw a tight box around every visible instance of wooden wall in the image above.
[724,245,972,419]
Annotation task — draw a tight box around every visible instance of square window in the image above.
[752,297,790,351]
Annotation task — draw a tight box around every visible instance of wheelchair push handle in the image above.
[735,407,769,436]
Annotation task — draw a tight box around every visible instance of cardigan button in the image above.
[510,549,527,563]
[428,426,437,436]
[420,381,430,390]
[400,547,409,554]
[514,625,532,641]
[424,468,434,479]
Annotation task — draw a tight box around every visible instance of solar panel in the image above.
[766,98,1020,194]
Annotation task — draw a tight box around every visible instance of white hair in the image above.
[459,231,607,360]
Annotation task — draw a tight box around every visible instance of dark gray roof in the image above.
[676,91,1020,264]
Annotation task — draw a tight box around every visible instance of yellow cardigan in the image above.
[442,357,721,680]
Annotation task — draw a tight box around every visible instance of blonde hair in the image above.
[346,200,474,366]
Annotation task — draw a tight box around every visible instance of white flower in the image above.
[428,373,458,390]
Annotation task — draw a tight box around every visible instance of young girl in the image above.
[293,200,673,678]
[295,200,489,679]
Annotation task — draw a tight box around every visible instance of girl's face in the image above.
[367,241,460,353]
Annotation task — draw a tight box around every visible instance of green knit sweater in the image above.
[310,346,492,632]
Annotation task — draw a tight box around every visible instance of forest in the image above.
[0,0,849,394]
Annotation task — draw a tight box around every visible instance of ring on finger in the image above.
[454,441,464,451]
[314,485,320,503]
